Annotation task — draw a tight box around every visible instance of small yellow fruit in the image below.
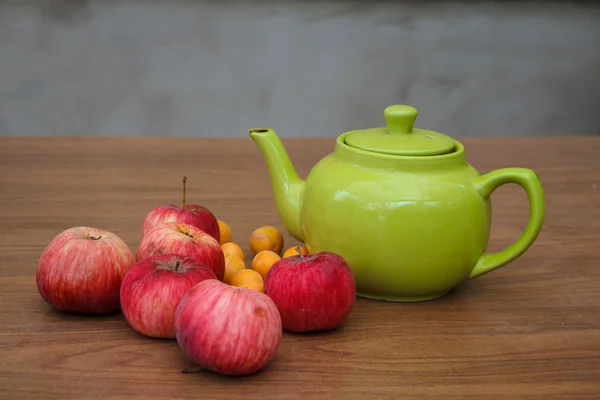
[236,279,264,293]
[218,220,231,244]
[230,269,263,287]
[222,242,244,261]
[223,253,246,284]
[251,250,281,279]
[250,225,284,255]
[282,245,309,258]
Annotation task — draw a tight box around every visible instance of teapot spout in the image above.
[248,128,305,242]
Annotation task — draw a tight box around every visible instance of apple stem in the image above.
[175,260,181,272]
[182,176,187,209]
[89,236,102,240]
[295,246,304,260]
[181,365,203,373]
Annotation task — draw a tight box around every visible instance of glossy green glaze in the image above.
[345,105,456,156]
[248,105,545,302]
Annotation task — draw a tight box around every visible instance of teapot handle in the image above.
[469,168,545,279]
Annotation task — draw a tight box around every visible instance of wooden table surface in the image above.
[1,136,599,399]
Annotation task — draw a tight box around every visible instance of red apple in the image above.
[136,222,225,281]
[141,177,220,241]
[174,279,282,375]
[120,253,217,339]
[36,227,135,314]
[264,249,356,333]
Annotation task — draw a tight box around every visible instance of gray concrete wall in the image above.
[1,0,599,138]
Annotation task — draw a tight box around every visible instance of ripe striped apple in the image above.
[174,279,282,375]
[264,249,356,332]
[36,227,135,314]
[120,254,217,338]
[141,177,220,241]
[136,222,225,281]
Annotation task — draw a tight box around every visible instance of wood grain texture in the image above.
[0,136,599,400]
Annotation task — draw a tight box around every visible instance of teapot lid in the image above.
[344,105,456,156]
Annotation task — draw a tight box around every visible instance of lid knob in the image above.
[384,105,418,135]
[343,103,456,156]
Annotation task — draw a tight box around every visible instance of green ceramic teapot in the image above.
[248,105,545,302]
